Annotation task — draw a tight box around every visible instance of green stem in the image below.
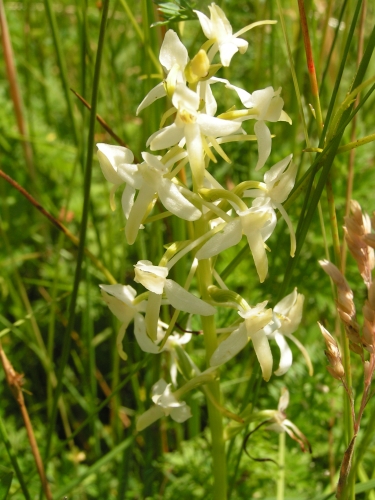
[277,432,286,500]
[194,215,227,500]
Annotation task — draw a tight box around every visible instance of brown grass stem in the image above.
[0,345,52,500]
[0,0,34,180]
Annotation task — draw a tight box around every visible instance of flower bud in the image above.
[186,50,210,83]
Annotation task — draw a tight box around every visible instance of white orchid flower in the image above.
[147,83,241,187]
[221,84,291,170]
[134,260,215,341]
[210,301,274,381]
[100,284,146,361]
[266,388,311,453]
[137,379,192,431]
[123,150,201,245]
[243,154,297,256]
[197,197,277,282]
[194,3,248,66]
[137,30,188,115]
[96,143,142,212]
[264,289,312,376]
[210,290,309,380]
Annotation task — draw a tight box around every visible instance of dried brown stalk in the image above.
[0,0,34,179]
[0,344,52,500]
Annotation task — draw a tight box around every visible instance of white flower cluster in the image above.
[97,3,310,430]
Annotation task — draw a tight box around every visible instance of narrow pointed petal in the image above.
[284,332,313,376]
[134,312,160,353]
[196,219,242,259]
[273,202,296,257]
[194,10,213,39]
[137,82,166,115]
[254,120,271,171]
[148,124,185,151]
[275,289,298,315]
[185,122,205,187]
[121,185,136,219]
[210,323,248,366]
[137,405,165,431]
[246,231,268,282]
[197,114,241,137]
[273,332,293,376]
[279,110,292,124]
[116,323,127,361]
[125,185,155,245]
[264,154,293,185]
[250,328,273,381]
[158,178,201,221]
[164,279,215,315]
[145,292,162,341]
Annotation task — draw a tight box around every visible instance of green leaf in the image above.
[0,465,13,500]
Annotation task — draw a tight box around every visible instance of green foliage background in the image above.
[1,0,375,498]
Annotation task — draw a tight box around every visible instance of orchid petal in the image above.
[196,219,242,259]
[137,82,166,115]
[148,124,185,151]
[218,42,239,66]
[254,120,271,171]
[197,114,241,137]
[134,313,161,354]
[194,10,213,39]
[164,279,215,316]
[125,184,156,245]
[134,261,168,294]
[249,328,273,381]
[170,404,192,423]
[246,230,268,282]
[97,144,134,185]
[121,184,136,219]
[116,322,128,361]
[210,323,248,366]
[184,122,205,186]
[160,30,189,71]
[158,178,201,221]
[273,331,293,376]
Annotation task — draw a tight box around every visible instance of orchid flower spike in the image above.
[137,30,188,114]
[194,3,248,66]
[137,379,192,431]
